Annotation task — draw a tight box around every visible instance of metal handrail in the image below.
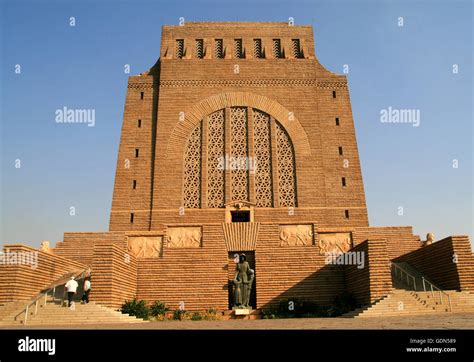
[391,262,452,312]
[422,276,452,312]
[14,267,90,324]
[391,262,417,290]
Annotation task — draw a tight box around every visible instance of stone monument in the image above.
[12,22,469,314]
[233,253,255,310]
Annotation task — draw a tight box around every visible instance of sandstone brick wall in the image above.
[394,236,474,291]
[159,22,318,61]
[136,224,229,311]
[133,222,350,311]
[147,81,368,228]
[144,208,369,228]
[54,232,127,265]
[352,226,422,259]
[109,22,369,232]
[344,241,370,304]
[108,77,158,231]
[44,227,469,312]
[0,245,86,303]
[90,244,137,308]
[345,239,392,305]
[256,223,345,309]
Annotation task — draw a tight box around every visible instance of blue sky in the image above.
[0,0,472,248]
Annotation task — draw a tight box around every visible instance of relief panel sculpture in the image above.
[279,225,313,246]
[127,236,163,258]
[166,227,202,248]
[318,233,352,255]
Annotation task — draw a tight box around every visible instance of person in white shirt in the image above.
[65,277,78,307]
[81,278,91,304]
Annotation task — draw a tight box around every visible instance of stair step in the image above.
[0,301,147,325]
[343,287,474,318]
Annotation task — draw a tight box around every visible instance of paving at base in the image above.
[3,313,474,329]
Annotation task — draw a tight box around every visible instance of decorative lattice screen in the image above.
[207,110,225,207]
[195,39,204,59]
[234,39,243,59]
[230,107,249,202]
[272,39,282,59]
[253,110,273,207]
[182,108,297,208]
[253,39,263,58]
[291,39,302,58]
[276,122,297,207]
[215,39,224,59]
[182,121,202,208]
[175,39,184,59]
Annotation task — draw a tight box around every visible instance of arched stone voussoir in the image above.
[166,92,312,157]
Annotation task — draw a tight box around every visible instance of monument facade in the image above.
[1,22,472,313]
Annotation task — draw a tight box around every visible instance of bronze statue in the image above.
[233,278,242,306]
[244,268,255,307]
[233,253,254,309]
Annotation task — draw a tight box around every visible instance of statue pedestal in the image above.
[233,308,250,316]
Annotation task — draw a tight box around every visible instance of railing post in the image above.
[44,292,47,306]
[430,284,434,298]
[422,277,426,292]
[35,300,38,315]
[24,305,28,325]
[413,278,416,291]
[52,287,56,303]
[440,291,443,305]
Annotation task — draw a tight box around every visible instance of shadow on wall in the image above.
[258,263,346,311]
[394,236,474,291]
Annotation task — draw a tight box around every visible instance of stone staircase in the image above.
[392,261,474,313]
[0,268,145,328]
[342,288,442,318]
[0,301,29,325]
[343,288,474,318]
[0,267,148,327]
[343,261,474,318]
[411,290,474,313]
[0,300,148,326]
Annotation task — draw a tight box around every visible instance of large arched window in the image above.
[182,107,297,208]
